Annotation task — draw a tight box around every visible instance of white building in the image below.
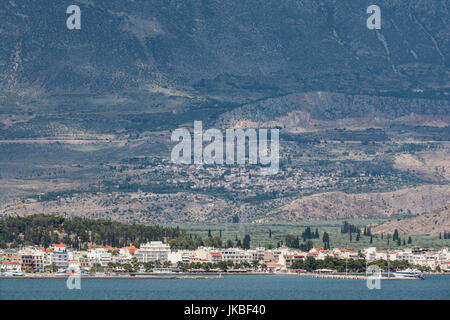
[220,248,250,263]
[87,248,112,268]
[1,261,21,272]
[168,252,183,264]
[50,244,69,271]
[135,241,171,263]
[247,247,265,262]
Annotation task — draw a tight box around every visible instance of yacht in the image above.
[392,268,424,279]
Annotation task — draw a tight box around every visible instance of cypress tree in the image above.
[393,229,399,241]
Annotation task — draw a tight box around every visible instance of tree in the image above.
[242,235,251,250]
[314,228,319,239]
[49,262,57,273]
[302,227,313,241]
[143,261,154,271]
[107,262,116,271]
[322,232,330,250]
[393,229,399,241]
[322,232,330,243]
[90,263,104,273]
[123,263,133,273]
[341,221,358,234]
[407,236,412,244]
[285,235,299,249]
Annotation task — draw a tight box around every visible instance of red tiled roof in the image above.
[210,252,222,257]
[123,246,137,254]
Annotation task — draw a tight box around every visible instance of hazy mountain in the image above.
[1,0,449,110]
[0,1,449,223]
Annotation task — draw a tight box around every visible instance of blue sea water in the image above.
[0,275,449,300]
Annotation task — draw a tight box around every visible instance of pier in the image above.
[290,272,422,280]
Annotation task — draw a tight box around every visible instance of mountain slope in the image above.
[0,1,449,225]
[372,206,450,236]
[1,0,449,109]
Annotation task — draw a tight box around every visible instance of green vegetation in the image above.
[174,220,450,250]
[0,214,184,249]
[290,256,431,272]
[176,261,261,272]
[0,214,255,251]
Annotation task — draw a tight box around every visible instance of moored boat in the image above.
[392,269,424,279]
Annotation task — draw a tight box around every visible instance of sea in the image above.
[0,275,449,300]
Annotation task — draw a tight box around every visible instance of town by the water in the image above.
[2,241,449,280]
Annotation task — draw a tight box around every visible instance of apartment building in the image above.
[220,249,250,263]
[50,244,69,271]
[135,241,171,263]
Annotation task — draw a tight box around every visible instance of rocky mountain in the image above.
[259,185,450,222]
[0,1,449,224]
[372,206,449,236]
[1,0,449,110]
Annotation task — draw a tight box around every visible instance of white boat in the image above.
[392,269,424,279]
[55,273,67,277]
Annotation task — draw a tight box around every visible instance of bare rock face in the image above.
[371,207,450,236]
[261,185,450,222]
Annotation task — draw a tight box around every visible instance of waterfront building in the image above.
[208,252,222,264]
[220,248,251,264]
[135,241,171,263]
[50,244,69,271]
[247,247,265,262]
[87,248,112,267]
[68,259,81,272]
[363,247,377,261]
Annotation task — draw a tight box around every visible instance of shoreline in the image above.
[1,271,447,280]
